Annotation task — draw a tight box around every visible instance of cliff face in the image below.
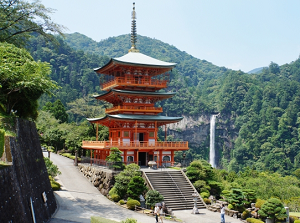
[0,119,56,223]
[168,114,238,167]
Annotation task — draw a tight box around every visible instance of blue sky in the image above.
[39,0,300,72]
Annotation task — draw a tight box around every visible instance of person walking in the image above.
[154,204,159,223]
[159,206,163,223]
[221,204,225,223]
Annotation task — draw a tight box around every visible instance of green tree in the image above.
[0,42,58,119]
[114,163,141,198]
[43,99,68,123]
[258,198,287,221]
[127,176,147,200]
[0,0,64,47]
[145,190,164,208]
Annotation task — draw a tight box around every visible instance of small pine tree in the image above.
[145,190,164,208]
[258,198,287,221]
[127,176,147,200]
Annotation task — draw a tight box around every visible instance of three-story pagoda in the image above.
[82,3,189,167]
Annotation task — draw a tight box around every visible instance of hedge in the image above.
[127,199,140,210]
[246,218,264,223]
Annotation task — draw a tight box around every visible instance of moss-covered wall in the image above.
[0,119,56,222]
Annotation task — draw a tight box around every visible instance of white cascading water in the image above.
[209,114,217,168]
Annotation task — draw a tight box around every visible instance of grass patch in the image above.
[91,216,119,223]
[290,212,300,217]
[168,167,181,170]
[61,153,81,161]
[49,176,61,191]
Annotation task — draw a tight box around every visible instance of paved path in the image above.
[45,152,242,223]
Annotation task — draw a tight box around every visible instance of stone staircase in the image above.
[143,170,206,211]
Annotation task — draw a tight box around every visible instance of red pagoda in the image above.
[82,3,189,167]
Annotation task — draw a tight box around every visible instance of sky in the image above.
[39,0,300,72]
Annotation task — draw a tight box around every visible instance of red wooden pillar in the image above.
[90,149,93,166]
[171,150,174,166]
[124,150,127,164]
[159,150,163,167]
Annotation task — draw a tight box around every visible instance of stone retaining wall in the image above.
[0,119,56,223]
[78,164,118,196]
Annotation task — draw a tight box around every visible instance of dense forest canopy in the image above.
[27,32,300,175]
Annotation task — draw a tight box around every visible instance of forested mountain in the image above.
[26,32,300,175]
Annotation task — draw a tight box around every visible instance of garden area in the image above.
[186,159,300,223]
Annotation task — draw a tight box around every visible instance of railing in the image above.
[106,106,163,114]
[80,157,140,170]
[82,141,189,150]
[166,168,188,209]
[102,77,168,90]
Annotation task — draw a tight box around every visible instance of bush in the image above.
[228,204,234,210]
[203,198,211,204]
[258,198,287,220]
[49,176,60,191]
[200,192,210,198]
[145,190,164,208]
[246,218,264,223]
[91,216,118,223]
[119,199,125,205]
[294,220,300,223]
[110,194,120,202]
[241,210,250,220]
[126,199,140,210]
[255,198,266,209]
[44,157,61,177]
[194,180,211,193]
[109,187,118,197]
[121,218,137,223]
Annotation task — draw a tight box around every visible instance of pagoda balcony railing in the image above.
[101,77,168,90]
[106,106,163,114]
[82,140,188,150]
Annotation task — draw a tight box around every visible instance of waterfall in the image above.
[210,114,217,168]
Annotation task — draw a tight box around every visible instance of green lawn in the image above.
[290,212,300,217]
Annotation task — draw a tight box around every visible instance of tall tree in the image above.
[0,0,64,47]
[0,42,58,119]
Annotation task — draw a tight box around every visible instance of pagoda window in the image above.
[123,131,129,137]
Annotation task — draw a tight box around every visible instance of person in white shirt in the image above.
[154,204,160,223]
[221,204,225,223]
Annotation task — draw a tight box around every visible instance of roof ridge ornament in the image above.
[129,2,139,53]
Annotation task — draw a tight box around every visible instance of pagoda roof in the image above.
[94,89,175,99]
[94,52,176,74]
[87,114,182,123]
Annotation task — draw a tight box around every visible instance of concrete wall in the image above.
[0,119,56,223]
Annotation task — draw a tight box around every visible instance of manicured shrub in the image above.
[119,199,125,205]
[258,198,287,220]
[126,199,140,210]
[228,204,234,210]
[246,218,264,223]
[200,192,210,198]
[294,220,300,223]
[255,198,266,209]
[241,210,250,220]
[110,194,120,202]
[121,218,137,223]
[127,176,147,200]
[145,190,164,208]
[203,198,211,204]
[109,187,118,197]
[194,180,210,193]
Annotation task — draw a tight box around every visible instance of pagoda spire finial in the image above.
[129,2,139,52]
